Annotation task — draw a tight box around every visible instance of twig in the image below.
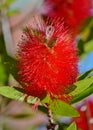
[45,103,58,130]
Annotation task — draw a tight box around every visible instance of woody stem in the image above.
[45,103,58,130]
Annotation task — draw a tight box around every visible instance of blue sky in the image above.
[78,51,93,73]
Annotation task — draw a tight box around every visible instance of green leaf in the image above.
[42,94,79,117]
[49,100,79,117]
[77,39,84,55]
[6,9,20,16]
[9,113,33,119]
[0,86,24,101]
[78,69,93,81]
[0,4,4,10]
[0,56,8,85]
[0,86,37,104]
[3,55,18,80]
[38,106,48,114]
[0,0,16,9]
[84,40,93,53]
[72,76,93,96]
[5,0,16,6]
[67,122,77,130]
[27,96,38,104]
[0,35,17,81]
[41,94,50,103]
[71,83,93,104]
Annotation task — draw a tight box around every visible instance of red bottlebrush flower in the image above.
[17,17,78,101]
[42,0,93,32]
[74,96,93,130]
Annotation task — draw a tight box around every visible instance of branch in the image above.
[45,104,58,130]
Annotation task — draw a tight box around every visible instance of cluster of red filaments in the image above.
[44,0,92,32]
[17,17,78,102]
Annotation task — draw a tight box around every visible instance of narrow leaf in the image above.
[72,76,93,95]
[42,95,79,117]
[71,83,93,104]
[0,86,24,101]
[84,40,93,53]
[9,113,33,119]
[67,122,77,130]
[78,69,93,81]
[0,86,37,104]
[49,100,79,117]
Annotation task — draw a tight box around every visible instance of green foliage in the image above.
[3,54,18,80]
[0,86,24,101]
[0,86,79,117]
[0,35,17,81]
[41,71,93,109]
[0,0,16,9]
[77,69,93,81]
[71,76,93,104]
[84,40,93,53]
[67,122,77,130]
[10,113,33,119]
[72,76,93,95]
[0,86,38,104]
[42,95,79,117]
[81,17,93,42]
[77,17,93,57]
[0,0,19,16]
[49,100,79,117]
[6,9,20,16]
[71,83,93,104]
[1,73,93,117]
[0,56,7,85]
[5,0,16,6]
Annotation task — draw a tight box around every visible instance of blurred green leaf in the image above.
[0,35,7,54]
[4,0,16,8]
[80,17,93,42]
[67,122,77,130]
[0,56,8,85]
[2,123,13,130]
[3,55,18,80]
[27,126,37,130]
[0,0,16,9]
[0,4,4,10]
[0,35,18,80]
[26,96,38,104]
[49,100,79,117]
[77,69,93,81]
[77,39,84,55]
[6,9,20,16]
[0,86,24,101]
[5,0,16,5]
[10,113,33,119]
[71,76,93,95]
[84,40,93,53]
[71,83,93,104]
[38,105,48,114]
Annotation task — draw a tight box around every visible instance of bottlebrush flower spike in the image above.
[17,16,78,102]
[42,0,93,32]
[74,96,93,130]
